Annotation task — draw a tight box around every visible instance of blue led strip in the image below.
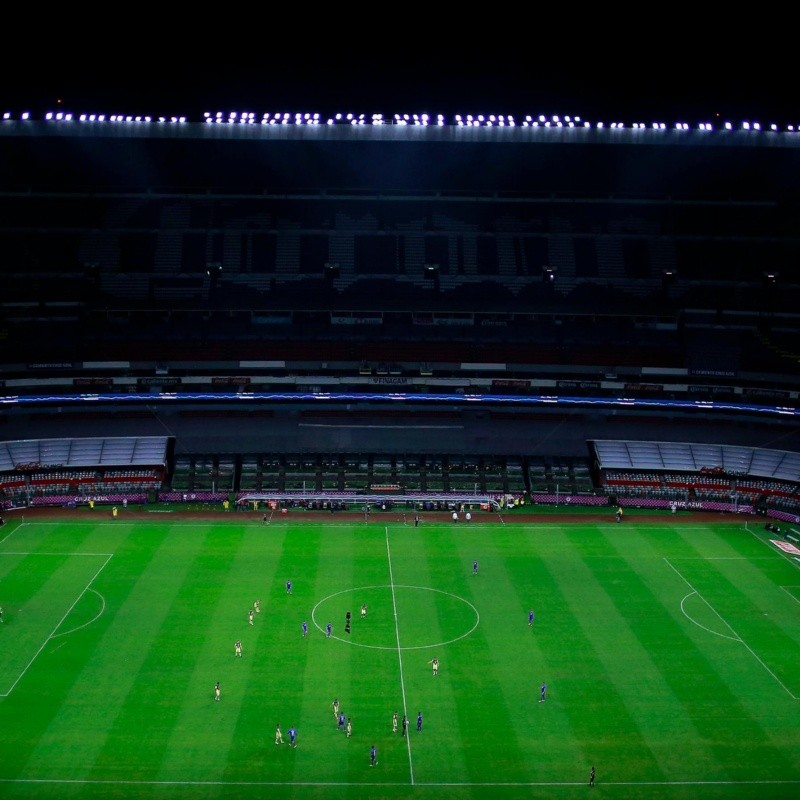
[1,392,797,417]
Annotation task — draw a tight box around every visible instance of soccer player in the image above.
[416,711,423,732]
[286,579,292,594]
[289,726,297,747]
[360,603,367,619]
[346,718,352,737]
[214,681,221,701]
[338,712,346,732]
[302,621,308,638]
[428,656,439,676]
[414,514,420,527]
[392,711,398,733]
[248,609,254,625]
[275,724,283,744]
[332,698,340,718]
[473,559,479,575]
[539,682,547,702]
[528,609,535,627]
[254,599,261,613]
[452,511,458,523]
[370,745,377,767]
[326,622,332,638]
[0,605,3,623]
[402,714,408,736]
[589,765,595,787]
[234,639,242,657]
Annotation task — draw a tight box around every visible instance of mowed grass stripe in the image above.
[11,523,182,780]
[394,526,473,784]
[581,524,783,781]
[644,524,800,776]
[221,523,321,784]
[550,526,711,782]
[152,523,289,782]
[290,524,364,783]
[501,528,624,779]
[0,522,121,778]
[530,527,666,781]
[687,553,800,695]
[0,553,109,693]
[667,522,800,696]
[88,523,250,781]
[444,526,584,783]
[340,525,404,782]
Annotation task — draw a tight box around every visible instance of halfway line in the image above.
[385,526,414,784]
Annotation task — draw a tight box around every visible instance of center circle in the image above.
[311,585,479,650]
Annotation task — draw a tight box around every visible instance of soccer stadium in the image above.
[1,99,800,800]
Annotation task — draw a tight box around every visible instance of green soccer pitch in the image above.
[1,514,799,800]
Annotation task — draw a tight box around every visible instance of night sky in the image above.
[0,24,789,127]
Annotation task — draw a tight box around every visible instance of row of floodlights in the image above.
[1,111,798,133]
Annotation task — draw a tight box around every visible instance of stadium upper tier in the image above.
[2,109,799,383]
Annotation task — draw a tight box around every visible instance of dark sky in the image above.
[0,24,789,125]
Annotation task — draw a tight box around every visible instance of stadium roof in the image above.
[3,115,800,198]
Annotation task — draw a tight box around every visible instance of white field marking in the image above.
[679,592,740,641]
[668,556,775,560]
[310,585,479,650]
[51,589,106,639]
[745,525,800,572]
[1,552,113,557]
[780,586,800,605]
[0,553,113,698]
[386,527,414,785]
[0,521,27,546]
[1,778,799,788]
[665,557,798,700]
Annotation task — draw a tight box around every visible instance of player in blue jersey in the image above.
[326,622,332,637]
[528,609,535,627]
[539,682,547,702]
[416,711,423,732]
[338,712,346,732]
[288,726,297,747]
[370,744,377,766]
[473,560,479,575]
[286,579,292,594]
[302,620,308,638]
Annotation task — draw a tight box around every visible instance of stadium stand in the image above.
[1,109,799,497]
